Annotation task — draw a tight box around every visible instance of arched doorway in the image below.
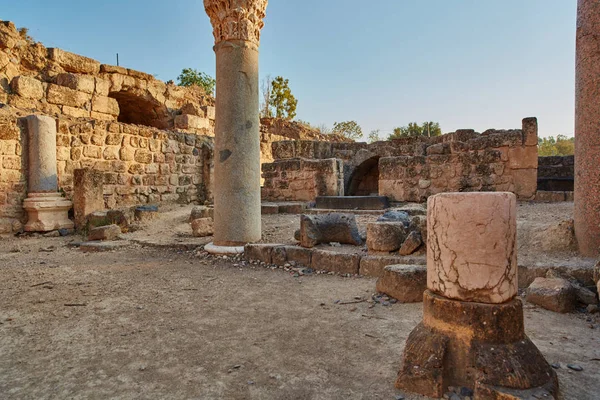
[347,156,380,196]
[109,91,170,129]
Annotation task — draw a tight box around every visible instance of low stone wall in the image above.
[265,118,538,201]
[261,158,344,201]
[537,155,574,191]
[0,111,214,233]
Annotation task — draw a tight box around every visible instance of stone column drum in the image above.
[23,115,73,232]
[396,193,557,399]
[204,0,268,248]
[575,0,600,256]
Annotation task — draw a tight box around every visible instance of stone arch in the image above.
[109,90,170,129]
[346,156,380,196]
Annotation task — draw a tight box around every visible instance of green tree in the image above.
[538,135,574,156]
[177,68,216,95]
[269,76,298,119]
[332,120,363,140]
[368,129,381,143]
[388,121,441,139]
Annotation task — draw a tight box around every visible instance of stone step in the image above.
[376,264,427,303]
[315,196,389,210]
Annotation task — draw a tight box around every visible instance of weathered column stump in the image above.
[23,115,73,232]
[396,193,558,399]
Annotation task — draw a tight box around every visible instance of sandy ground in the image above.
[0,201,599,399]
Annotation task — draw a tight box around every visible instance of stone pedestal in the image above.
[575,0,600,256]
[204,0,268,248]
[396,193,557,399]
[23,115,73,232]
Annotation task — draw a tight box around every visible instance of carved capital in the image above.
[204,0,268,46]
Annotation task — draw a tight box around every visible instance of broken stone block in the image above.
[10,75,44,100]
[376,265,427,303]
[526,277,577,313]
[398,231,422,256]
[574,284,598,305]
[358,255,426,277]
[377,210,411,224]
[189,206,214,222]
[299,213,362,248]
[86,210,128,232]
[191,218,214,237]
[366,222,406,252]
[244,243,279,264]
[311,249,360,275]
[73,168,104,229]
[134,205,158,223]
[428,192,517,304]
[87,224,121,241]
[271,245,312,267]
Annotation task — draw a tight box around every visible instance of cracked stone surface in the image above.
[427,192,517,304]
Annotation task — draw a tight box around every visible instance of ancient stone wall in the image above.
[0,21,215,135]
[0,109,213,233]
[265,118,538,202]
[537,155,574,191]
[261,158,344,201]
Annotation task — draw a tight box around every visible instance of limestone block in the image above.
[398,231,422,256]
[508,146,538,169]
[10,76,44,100]
[47,84,90,108]
[189,206,214,221]
[311,249,360,275]
[88,224,121,241]
[55,73,95,94]
[427,192,517,304]
[134,149,152,164]
[299,213,362,248]
[174,114,210,130]
[526,277,576,313]
[95,77,111,96]
[191,217,214,237]
[359,255,426,277]
[513,168,538,200]
[366,222,407,252]
[244,243,276,263]
[203,105,216,120]
[271,245,312,267]
[522,117,538,147]
[180,103,205,117]
[73,168,104,228]
[48,48,101,74]
[100,64,127,74]
[92,96,119,116]
[261,204,279,214]
[134,205,158,222]
[376,265,427,303]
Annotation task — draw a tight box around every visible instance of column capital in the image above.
[204,0,268,46]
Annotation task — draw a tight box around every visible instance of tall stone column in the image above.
[23,115,73,232]
[575,0,600,256]
[397,193,557,399]
[204,0,268,250]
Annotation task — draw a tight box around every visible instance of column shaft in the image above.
[213,41,261,246]
[26,115,58,193]
[575,0,600,256]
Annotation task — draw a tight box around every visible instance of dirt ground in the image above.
[0,202,599,399]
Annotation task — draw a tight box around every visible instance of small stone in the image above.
[395,395,405,400]
[459,387,474,397]
[567,364,583,371]
[587,304,599,314]
[88,224,121,241]
[551,363,561,369]
[191,218,214,237]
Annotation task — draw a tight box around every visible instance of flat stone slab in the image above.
[315,196,389,210]
[376,264,427,303]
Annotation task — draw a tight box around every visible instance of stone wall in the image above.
[537,155,574,191]
[0,109,213,233]
[261,158,344,201]
[265,118,538,202]
[0,21,215,135]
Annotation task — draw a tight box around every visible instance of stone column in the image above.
[397,193,557,399]
[204,0,268,250]
[575,0,600,256]
[23,115,73,232]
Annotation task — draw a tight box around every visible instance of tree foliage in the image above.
[388,121,441,140]
[538,135,574,156]
[368,129,381,143]
[269,76,298,119]
[332,120,363,140]
[177,68,216,95]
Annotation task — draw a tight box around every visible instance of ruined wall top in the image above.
[204,0,268,46]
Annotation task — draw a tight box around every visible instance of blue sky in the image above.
[5,0,576,139]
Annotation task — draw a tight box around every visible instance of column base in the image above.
[23,192,74,232]
[396,290,558,399]
[205,242,245,255]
